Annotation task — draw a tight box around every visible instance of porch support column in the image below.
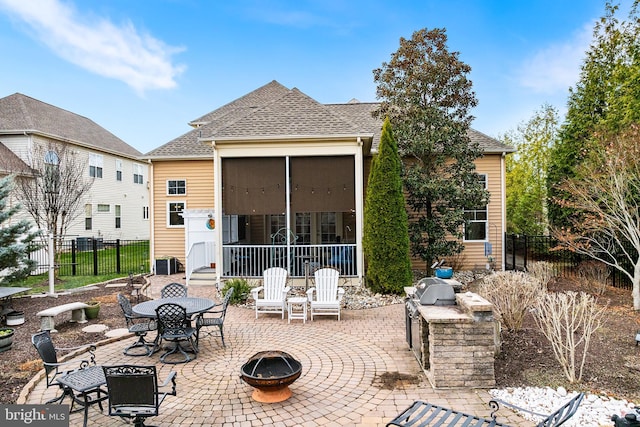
[213,140,223,285]
[355,137,364,282]
[285,155,292,269]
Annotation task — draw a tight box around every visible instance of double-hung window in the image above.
[167,179,186,195]
[464,174,488,241]
[133,163,144,184]
[89,153,103,178]
[85,204,92,230]
[115,159,122,181]
[168,202,185,227]
[115,205,121,229]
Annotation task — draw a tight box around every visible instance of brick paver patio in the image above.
[19,274,531,426]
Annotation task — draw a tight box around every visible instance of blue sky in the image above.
[0,0,626,154]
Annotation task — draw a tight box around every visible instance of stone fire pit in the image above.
[240,350,302,403]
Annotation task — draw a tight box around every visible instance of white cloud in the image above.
[517,23,593,94]
[0,0,185,94]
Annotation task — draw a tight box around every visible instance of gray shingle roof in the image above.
[0,93,142,158]
[144,80,513,158]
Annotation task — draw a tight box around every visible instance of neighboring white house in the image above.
[0,93,150,241]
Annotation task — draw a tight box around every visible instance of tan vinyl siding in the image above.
[152,160,214,265]
[461,155,504,270]
[401,155,505,272]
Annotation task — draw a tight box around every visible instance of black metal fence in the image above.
[31,239,150,276]
[504,233,633,290]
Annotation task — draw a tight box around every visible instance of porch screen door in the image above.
[222,157,286,215]
[290,156,355,212]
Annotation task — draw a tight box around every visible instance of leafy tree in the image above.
[548,1,640,227]
[504,104,559,235]
[554,125,640,310]
[373,28,487,266]
[363,118,412,294]
[0,175,38,285]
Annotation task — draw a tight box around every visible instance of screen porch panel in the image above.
[291,156,355,213]
[222,157,286,215]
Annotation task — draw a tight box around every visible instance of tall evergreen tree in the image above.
[373,28,487,266]
[548,1,640,227]
[363,118,412,294]
[0,175,38,285]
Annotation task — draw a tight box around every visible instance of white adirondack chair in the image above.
[307,267,345,321]
[251,267,290,319]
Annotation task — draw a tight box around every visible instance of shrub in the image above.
[220,278,252,304]
[576,260,610,295]
[532,291,606,383]
[527,261,557,288]
[477,271,545,331]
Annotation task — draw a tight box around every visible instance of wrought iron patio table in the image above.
[55,365,108,427]
[132,297,216,353]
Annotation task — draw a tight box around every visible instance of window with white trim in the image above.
[89,153,103,178]
[97,204,110,213]
[85,204,92,230]
[143,206,149,220]
[115,159,122,181]
[168,202,185,227]
[115,205,121,229]
[320,212,337,243]
[133,163,144,184]
[464,174,488,241]
[167,179,186,195]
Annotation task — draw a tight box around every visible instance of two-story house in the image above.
[0,93,150,242]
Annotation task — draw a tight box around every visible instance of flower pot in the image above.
[6,310,24,326]
[84,302,101,319]
[435,267,453,279]
[0,328,15,352]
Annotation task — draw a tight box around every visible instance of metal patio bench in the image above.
[386,392,584,427]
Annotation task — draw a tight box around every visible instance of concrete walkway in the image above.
[20,273,531,426]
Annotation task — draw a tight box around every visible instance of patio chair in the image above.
[155,303,198,364]
[160,282,188,299]
[102,364,177,427]
[251,267,290,319]
[31,330,105,407]
[196,287,234,347]
[307,267,345,321]
[117,293,156,356]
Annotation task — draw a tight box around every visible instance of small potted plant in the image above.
[84,300,101,319]
[0,327,15,352]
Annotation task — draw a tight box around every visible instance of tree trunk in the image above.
[633,262,640,311]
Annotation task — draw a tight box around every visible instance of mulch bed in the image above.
[0,276,150,404]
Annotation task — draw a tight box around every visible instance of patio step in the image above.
[189,268,217,286]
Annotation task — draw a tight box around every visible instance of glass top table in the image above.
[132,297,216,318]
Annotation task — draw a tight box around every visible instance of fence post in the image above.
[93,238,99,276]
[523,234,528,271]
[116,239,121,273]
[72,239,77,276]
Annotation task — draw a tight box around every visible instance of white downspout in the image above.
[213,141,223,286]
[148,159,155,273]
[355,137,364,283]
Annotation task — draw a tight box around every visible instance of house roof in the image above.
[0,93,142,158]
[0,141,32,175]
[144,80,513,159]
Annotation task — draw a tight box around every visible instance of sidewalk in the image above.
[21,273,531,426]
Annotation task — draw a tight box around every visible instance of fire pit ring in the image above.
[240,350,302,403]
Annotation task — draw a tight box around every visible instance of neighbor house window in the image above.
[115,205,121,229]
[143,206,149,220]
[85,204,92,230]
[97,204,110,213]
[168,202,185,227]
[133,163,144,184]
[89,153,103,178]
[167,179,186,195]
[464,174,488,241]
[115,159,122,181]
[44,150,60,194]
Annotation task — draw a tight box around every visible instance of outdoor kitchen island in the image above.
[405,285,498,389]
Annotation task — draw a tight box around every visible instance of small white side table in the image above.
[287,297,307,324]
